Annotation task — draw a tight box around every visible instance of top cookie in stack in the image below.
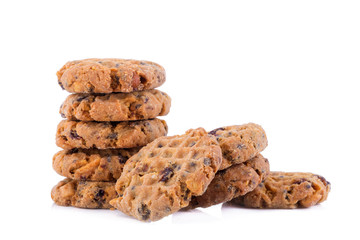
[51,58,171,209]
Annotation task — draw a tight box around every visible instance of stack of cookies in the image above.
[51,58,171,208]
[50,58,331,222]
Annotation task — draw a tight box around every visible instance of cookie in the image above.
[231,172,331,208]
[56,118,168,150]
[110,128,222,221]
[51,178,117,209]
[53,148,141,181]
[60,90,171,122]
[57,58,165,93]
[186,154,270,209]
[209,123,268,170]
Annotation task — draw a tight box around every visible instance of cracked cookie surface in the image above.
[186,154,269,209]
[230,172,331,208]
[110,128,222,221]
[60,90,171,122]
[209,123,268,170]
[57,58,165,93]
[56,118,168,150]
[53,148,140,181]
[51,178,117,209]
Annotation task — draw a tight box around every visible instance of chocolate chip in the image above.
[140,61,147,65]
[189,142,196,147]
[306,184,311,189]
[144,97,149,103]
[106,155,111,162]
[138,204,151,221]
[107,133,118,139]
[60,113,66,118]
[159,167,174,182]
[118,154,127,164]
[69,130,81,140]
[96,189,105,198]
[208,127,225,136]
[203,158,211,166]
[58,80,65,90]
[115,63,120,67]
[135,104,142,110]
[237,144,246,149]
[158,143,163,148]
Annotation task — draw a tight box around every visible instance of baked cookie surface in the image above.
[209,123,268,170]
[53,148,140,181]
[231,172,331,208]
[186,154,269,209]
[110,128,222,221]
[51,178,117,209]
[57,58,165,93]
[56,118,168,149]
[60,90,171,122]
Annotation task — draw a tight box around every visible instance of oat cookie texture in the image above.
[110,128,222,221]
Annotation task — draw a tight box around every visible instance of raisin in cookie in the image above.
[110,128,222,221]
[51,178,117,209]
[231,172,331,208]
[56,118,168,150]
[60,90,171,122]
[209,123,268,170]
[57,58,165,93]
[186,154,269,209]
[53,148,140,181]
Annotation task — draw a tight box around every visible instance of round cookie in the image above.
[186,154,270,209]
[60,90,171,122]
[230,172,331,208]
[57,58,166,93]
[56,118,168,150]
[51,178,117,209]
[53,148,141,181]
[110,128,222,221]
[209,123,268,170]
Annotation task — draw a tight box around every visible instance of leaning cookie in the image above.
[51,178,117,209]
[57,58,165,93]
[230,172,331,208]
[53,148,141,181]
[60,90,171,122]
[185,154,269,209]
[209,123,268,170]
[56,118,168,150]
[110,128,222,221]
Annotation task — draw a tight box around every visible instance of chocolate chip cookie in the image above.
[56,118,168,150]
[231,172,331,208]
[60,90,171,122]
[209,123,268,170]
[110,128,222,221]
[57,58,165,93]
[186,154,269,209]
[53,148,141,181]
[51,178,117,209]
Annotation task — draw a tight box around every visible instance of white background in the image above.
[1,0,359,239]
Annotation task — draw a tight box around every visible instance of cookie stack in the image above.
[51,58,171,208]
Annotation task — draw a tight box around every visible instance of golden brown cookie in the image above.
[110,128,222,221]
[230,172,331,208]
[56,118,168,150]
[53,148,141,181]
[60,90,171,122]
[186,154,269,209]
[51,178,117,209]
[209,123,268,170]
[57,58,165,93]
